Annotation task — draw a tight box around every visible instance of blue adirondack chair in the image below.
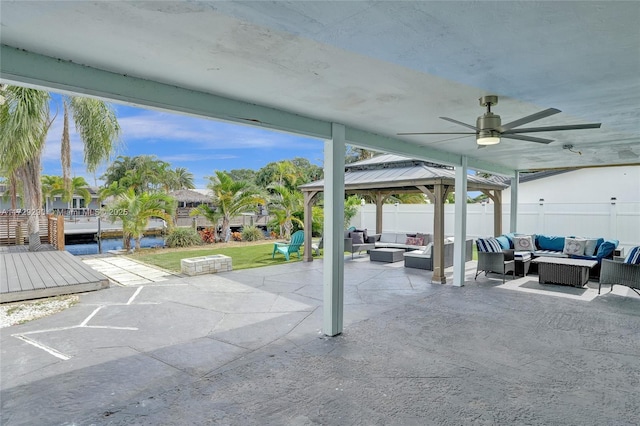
[272,230,304,261]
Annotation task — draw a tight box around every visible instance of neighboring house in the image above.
[0,184,101,213]
[501,166,640,204]
[170,189,215,227]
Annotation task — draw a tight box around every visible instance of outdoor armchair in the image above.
[475,247,516,283]
[272,230,304,261]
[599,258,640,295]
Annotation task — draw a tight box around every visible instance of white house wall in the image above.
[502,166,640,204]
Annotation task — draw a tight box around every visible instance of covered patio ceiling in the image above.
[1,1,639,174]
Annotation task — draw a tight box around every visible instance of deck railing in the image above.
[0,212,64,249]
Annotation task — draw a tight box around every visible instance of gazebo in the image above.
[299,154,508,283]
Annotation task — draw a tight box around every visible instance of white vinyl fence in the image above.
[351,202,640,252]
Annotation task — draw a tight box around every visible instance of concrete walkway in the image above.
[82,256,176,285]
[1,258,639,425]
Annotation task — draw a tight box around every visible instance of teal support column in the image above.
[510,172,519,233]
[323,123,346,336]
[453,156,468,287]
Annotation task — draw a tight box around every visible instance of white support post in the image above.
[510,172,519,233]
[453,156,468,287]
[323,123,346,337]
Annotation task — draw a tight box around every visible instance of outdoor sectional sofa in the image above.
[371,232,433,251]
[493,233,619,277]
[344,230,433,257]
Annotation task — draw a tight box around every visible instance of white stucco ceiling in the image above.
[1,1,638,173]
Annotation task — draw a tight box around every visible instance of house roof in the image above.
[168,189,211,203]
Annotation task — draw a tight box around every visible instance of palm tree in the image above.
[60,97,120,200]
[0,85,119,251]
[51,176,92,209]
[268,184,304,240]
[162,166,195,192]
[194,171,265,241]
[0,86,52,250]
[108,189,175,251]
[41,175,63,213]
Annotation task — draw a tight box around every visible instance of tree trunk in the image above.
[9,170,18,210]
[222,217,230,242]
[16,153,43,251]
[61,102,72,201]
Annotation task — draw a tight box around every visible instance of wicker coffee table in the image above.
[531,257,597,287]
[369,248,405,263]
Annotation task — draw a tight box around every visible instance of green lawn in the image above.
[129,242,312,272]
[129,240,476,273]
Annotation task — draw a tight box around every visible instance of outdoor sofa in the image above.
[403,238,473,270]
[493,233,618,278]
[370,231,433,251]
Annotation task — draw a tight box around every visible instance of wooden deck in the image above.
[0,250,109,303]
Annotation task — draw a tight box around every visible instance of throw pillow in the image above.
[355,228,368,242]
[624,246,640,265]
[495,235,511,250]
[563,237,587,256]
[596,240,618,259]
[583,238,600,257]
[405,236,424,246]
[477,237,502,253]
[351,232,364,245]
[422,242,433,256]
[417,233,431,244]
[513,235,535,252]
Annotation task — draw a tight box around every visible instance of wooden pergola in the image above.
[299,154,508,283]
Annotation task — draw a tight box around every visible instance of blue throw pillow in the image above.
[624,246,640,265]
[596,240,618,259]
[536,235,565,252]
[495,235,511,250]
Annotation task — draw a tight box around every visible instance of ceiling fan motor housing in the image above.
[477,112,501,133]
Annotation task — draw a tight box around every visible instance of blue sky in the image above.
[43,95,325,188]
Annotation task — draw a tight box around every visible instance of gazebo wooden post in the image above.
[303,190,318,262]
[374,192,386,234]
[481,190,503,236]
[431,183,450,284]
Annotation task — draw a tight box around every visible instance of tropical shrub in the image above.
[199,227,216,244]
[231,231,242,241]
[241,225,263,242]
[166,227,201,248]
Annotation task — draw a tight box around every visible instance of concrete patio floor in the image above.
[1,257,639,425]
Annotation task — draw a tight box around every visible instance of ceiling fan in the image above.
[398,95,601,146]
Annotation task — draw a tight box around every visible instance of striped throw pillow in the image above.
[624,246,640,265]
[477,237,502,253]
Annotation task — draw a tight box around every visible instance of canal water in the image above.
[65,237,166,256]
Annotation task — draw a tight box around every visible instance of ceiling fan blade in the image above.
[397,132,475,135]
[439,117,477,130]
[503,123,601,134]
[501,134,554,144]
[498,108,561,132]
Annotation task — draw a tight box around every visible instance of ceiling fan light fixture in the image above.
[477,131,500,145]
